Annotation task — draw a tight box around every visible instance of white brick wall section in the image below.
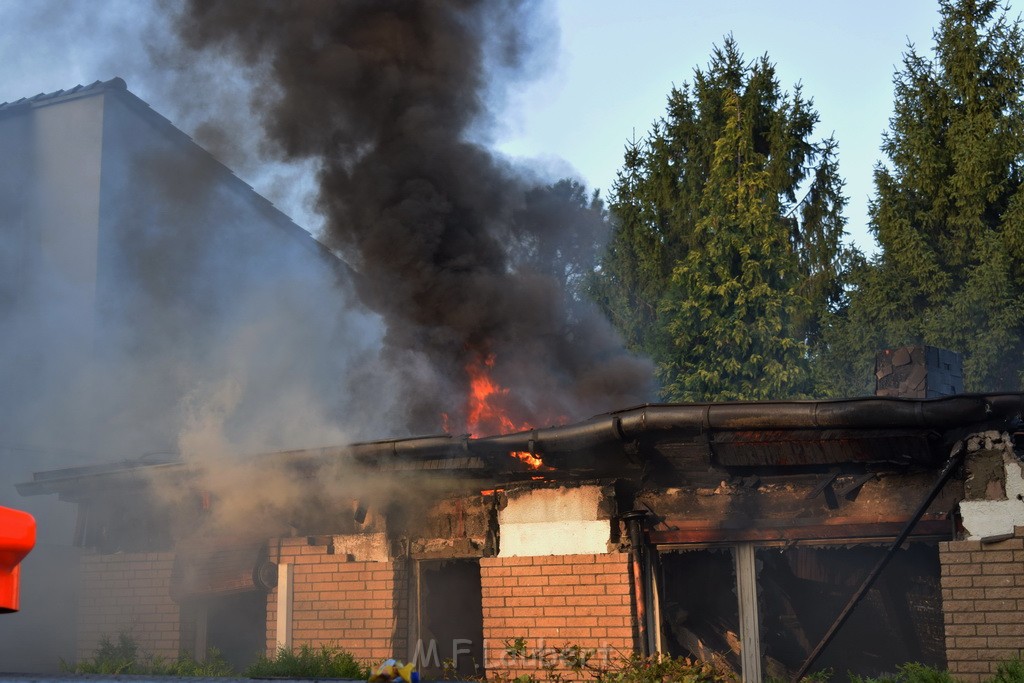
[498,486,611,556]
[960,460,1024,540]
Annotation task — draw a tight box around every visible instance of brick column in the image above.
[266,537,408,662]
[480,553,635,679]
[940,526,1024,681]
[76,551,179,662]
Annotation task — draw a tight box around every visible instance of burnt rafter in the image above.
[805,470,840,506]
[802,470,878,510]
[835,472,877,501]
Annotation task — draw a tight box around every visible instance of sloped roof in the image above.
[0,77,346,271]
[0,77,127,113]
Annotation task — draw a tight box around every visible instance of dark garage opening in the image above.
[757,543,945,679]
[207,591,267,671]
[657,542,944,680]
[417,558,484,678]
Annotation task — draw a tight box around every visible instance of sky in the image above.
[493,1,1015,255]
[0,1,1020,254]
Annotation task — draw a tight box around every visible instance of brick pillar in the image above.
[939,527,1024,682]
[266,537,408,662]
[480,553,635,679]
[76,551,179,662]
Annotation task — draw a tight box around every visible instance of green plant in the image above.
[496,637,735,683]
[63,632,233,676]
[244,643,368,679]
[849,662,957,683]
[159,649,235,676]
[595,650,735,683]
[441,655,483,680]
[64,632,139,674]
[798,672,833,683]
[991,659,1024,683]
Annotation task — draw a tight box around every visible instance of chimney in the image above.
[875,345,963,398]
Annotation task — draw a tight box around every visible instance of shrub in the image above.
[595,651,735,683]
[848,662,955,683]
[244,643,369,679]
[991,659,1024,683]
[159,650,236,677]
[495,637,735,683]
[65,632,139,674]
[65,632,233,676]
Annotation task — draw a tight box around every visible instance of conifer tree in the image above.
[821,0,1024,394]
[592,37,852,401]
[660,92,811,400]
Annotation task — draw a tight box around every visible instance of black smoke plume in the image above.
[172,0,653,434]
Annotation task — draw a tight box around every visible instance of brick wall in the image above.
[266,538,408,662]
[940,526,1024,681]
[480,553,635,679]
[77,551,179,662]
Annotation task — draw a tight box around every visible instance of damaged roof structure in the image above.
[20,368,1024,682]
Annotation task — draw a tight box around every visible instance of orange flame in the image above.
[511,451,543,469]
[443,351,549,472]
[465,353,529,436]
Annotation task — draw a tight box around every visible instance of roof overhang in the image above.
[17,393,1024,499]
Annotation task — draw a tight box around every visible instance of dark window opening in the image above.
[659,548,740,675]
[81,497,173,553]
[757,543,944,679]
[416,559,484,678]
[181,591,267,673]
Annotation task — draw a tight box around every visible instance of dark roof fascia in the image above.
[17,459,187,499]
[469,392,1024,458]
[17,393,1023,498]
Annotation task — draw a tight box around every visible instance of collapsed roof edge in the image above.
[16,393,1024,496]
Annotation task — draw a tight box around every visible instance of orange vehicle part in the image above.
[0,506,36,613]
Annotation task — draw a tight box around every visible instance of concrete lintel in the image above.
[499,520,611,556]
[959,432,1024,539]
[332,532,390,562]
[960,459,1024,539]
[498,485,613,556]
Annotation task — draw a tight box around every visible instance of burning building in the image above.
[3,27,1024,682]
[0,69,650,673]
[17,349,1024,681]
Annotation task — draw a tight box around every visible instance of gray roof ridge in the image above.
[0,77,349,275]
[0,76,126,111]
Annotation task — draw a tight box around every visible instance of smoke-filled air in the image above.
[0,0,653,670]
[168,0,655,436]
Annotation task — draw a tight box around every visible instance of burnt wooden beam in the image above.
[646,516,951,545]
[805,471,841,509]
[835,472,876,501]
